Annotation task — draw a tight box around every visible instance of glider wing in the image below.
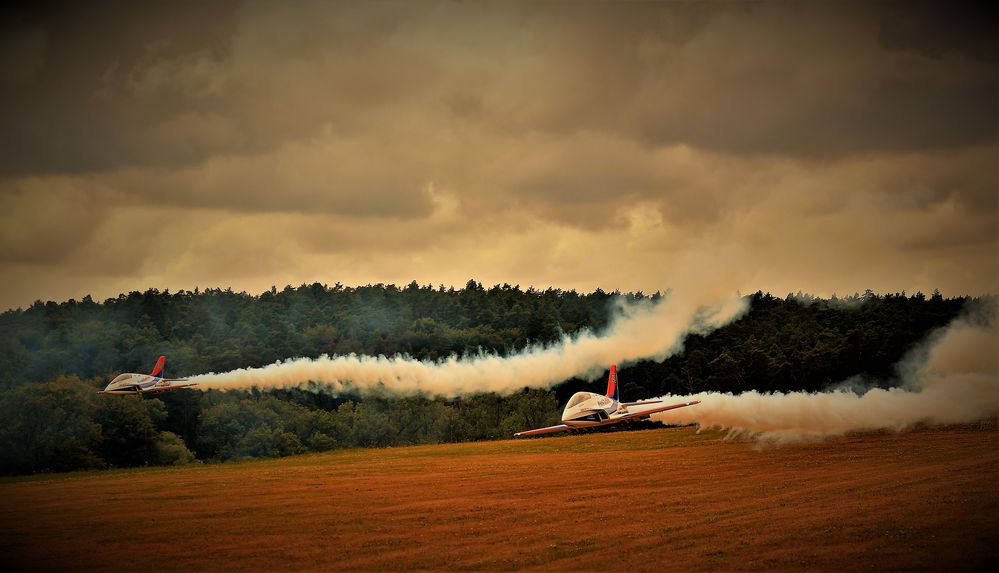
[618,400,700,421]
[514,424,570,437]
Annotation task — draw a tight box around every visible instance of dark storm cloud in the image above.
[877,0,997,63]
[1,1,242,175]
[505,1,997,155]
[2,1,995,179]
[0,1,995,310]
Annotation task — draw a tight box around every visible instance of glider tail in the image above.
[150,355,166,377]
[606,364,620,402]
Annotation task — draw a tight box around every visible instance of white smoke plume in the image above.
[653,310,999,442]
[192,292,748,396]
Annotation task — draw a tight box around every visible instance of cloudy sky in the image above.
[1,0,996,310]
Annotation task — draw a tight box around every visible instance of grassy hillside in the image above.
[2,424,996,571]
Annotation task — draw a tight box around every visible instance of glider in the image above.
[99,355,197,395]
[514,364,699,437]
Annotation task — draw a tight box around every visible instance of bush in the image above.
[155,431,197,466]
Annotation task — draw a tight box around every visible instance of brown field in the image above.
[2,423,997,572]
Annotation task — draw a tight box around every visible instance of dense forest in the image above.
[0,281,975,475]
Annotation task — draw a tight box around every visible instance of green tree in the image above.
[500,390,560,437]
[93,396,166,468]
[154,431,197,465]
[0,377,103,474]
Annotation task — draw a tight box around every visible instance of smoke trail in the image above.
[192,292,748,396]
[652,311,999,442]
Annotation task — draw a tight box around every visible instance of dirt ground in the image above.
[1,423,996,571]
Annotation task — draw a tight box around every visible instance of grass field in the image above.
[2,423,997,571]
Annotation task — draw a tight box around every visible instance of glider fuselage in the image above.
[99,355,196,395]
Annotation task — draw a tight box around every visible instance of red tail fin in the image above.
[606,364,619,401]
[150,355,166,377]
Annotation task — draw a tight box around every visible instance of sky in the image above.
[1,0,996,311]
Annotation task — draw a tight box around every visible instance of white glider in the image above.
[99,355,197,395]
[514,364,699,437]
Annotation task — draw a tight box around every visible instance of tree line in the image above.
[0,282,974,475]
